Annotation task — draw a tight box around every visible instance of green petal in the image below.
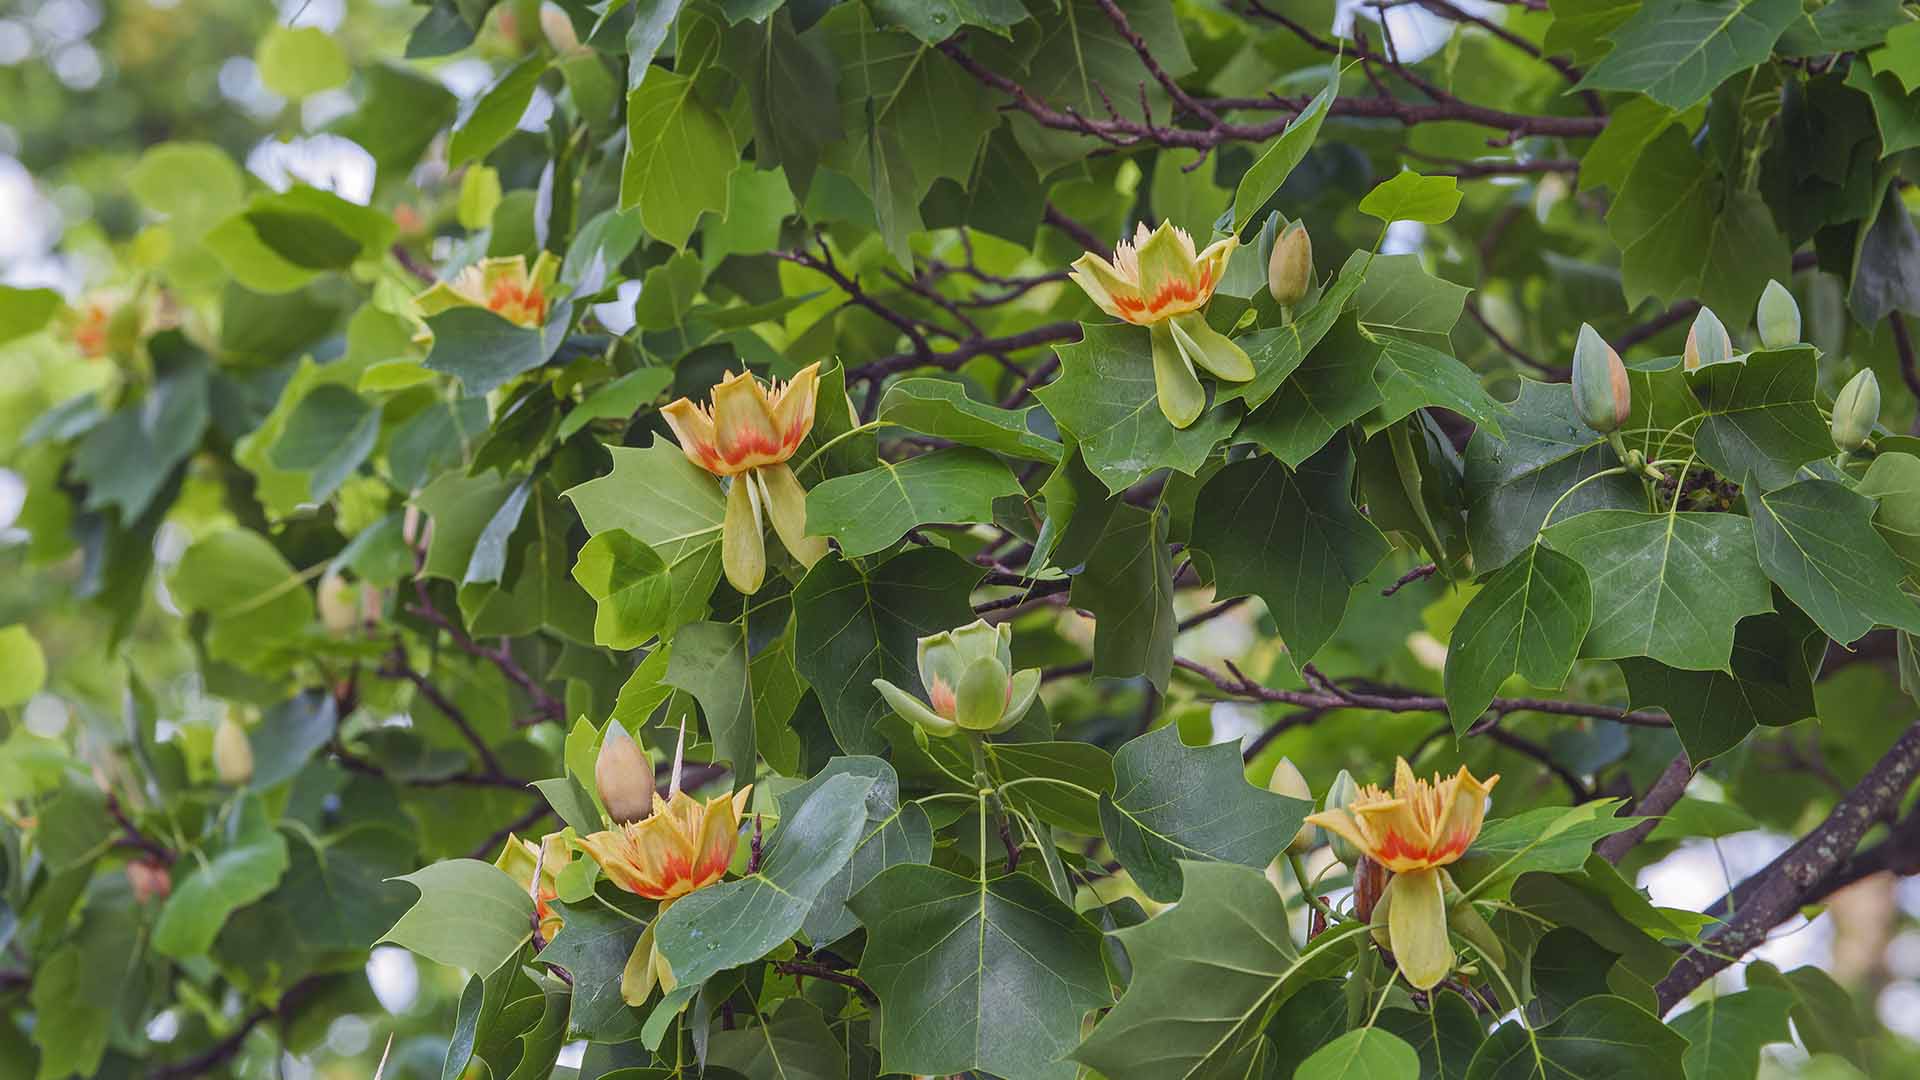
[1387,866,1453,991]
[954,656,1010,731]
[996,667,1042,733]
[1150,320,1205,429]
[722,477,766,595]
[873,678,957,737]
[1170,311,1254,382]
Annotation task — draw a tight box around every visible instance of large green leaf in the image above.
[1075,860,1372,1080]
[664,620,758,786]
[1347,252,1471,348]
[1218,273,1365,412]
[1619,609,1822,764]
[877,377,1062,462]
[1099,725,1311,902]
[1379,989,1487,1079]
[1465,380,1645,573]
[169,528,316,669]
[70,339,209,520]
[775,756,931,945]
[1190,445,1389,665]
[1237,314,1383,466]
[1036,322,1238,493]
[564,440,727,640]
[709,999,848,1080]
[806,448,1023,557]
[1296,1029,1423,1080]
[1230,78,1335,233]
[1750,478,1920,643]
[1684,346,1831,490]
[1857,451,1920,578]
[1450,800,1636,899]
[1358,171,1464,225]
[541,890,652,1041]
[1667,986,1794,1080]
[1466,994,1685,1079]
[654,772,874,987]
[1006,0,1194,174]
[621,69,735,247]
[154,819,291,958]
[450,56,548,166]
[1543,509,1773,671]
[1578,0,1801,108]
[270,384,379,501]
[1369,334,1509,438]
[792,548,982,754]
[572,531,679,650]
[1069,503,1177,691]
[379,859,536,975]
[848,862,1110,1080]
[1445,543,1592,732]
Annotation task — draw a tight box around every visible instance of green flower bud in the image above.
[1321,769,1362,865]
[1267,757,1317,854]
[1683,306,1732,370]
[214,714,253,787]
[1570,323,1630,434]
[1756,280,1800,349]
[596,721,656,825]
[1267,221,1313,306]
[874,619,1041,738]
[1831,368,1880,453]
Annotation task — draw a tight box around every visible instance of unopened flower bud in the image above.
[214,714,253,787]
[595,722,656,825]
[1570,323,1629,434]
[1756,280,1800,349]
[1321,769,1362,865]
[1683,306,1732,370]
[127,859,172,904]
[1831,369,1880,453]
[1267,757,1318,854]
[875,619,1041,739]
[1267,221,1313,306]
[539,2,586,55]
[317,571,356,636]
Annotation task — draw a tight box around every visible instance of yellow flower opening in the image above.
[578,787,752,902]
[415,252,558,330]
[659,364,828,594]
[493,832,571,942]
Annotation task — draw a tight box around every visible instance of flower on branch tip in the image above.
[661,363,828,594]
[494,831,571,942]
[873,618,1041,738]
[1306,758,1498,990]
[578,787,752,903]
[1570,322,1629,435]
[1069,220,1254,429]
[415,252,558,330]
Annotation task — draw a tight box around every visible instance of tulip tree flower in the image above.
[415,252,559,330]
[493,832,571,943]
[1305,758,1499,990]
[874,619,1041,738]
[661,364,829,595]
[1069,221,1254,429]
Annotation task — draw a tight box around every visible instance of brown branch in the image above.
[1596,754,1693,864]
[772,960,878,1005]
[406,579,565,727]
[849,322,1082,382]
[1043,204,1110,257]
[1409,0,1598,107]
[107,794,174,866]
[1481,723,1591,801]
[1381,563,1440,596]
[1654,718,1920,1013]
[380,647,506,778]
[150,975,329,1078]
[1094,0,1221,125]
[777,244,933,357]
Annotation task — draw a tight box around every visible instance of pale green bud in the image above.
[1267,221,1313,306]
[595,721,655,824]
[1756,280,1801,349]
[1267,757,1317,854]
[1683,306,1732,370]
[1570,323,1630,434]
[214,714,253,787]
[875,618,1041,738]
[1831,369,1880,452]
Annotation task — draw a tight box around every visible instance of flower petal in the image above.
[1170,311,1254,382]
[712,370,784,472]
[759,462,826,568]
[1150,319,1206,428]
[874,677,958,736]
[723,477,766,596]
[1070,253,1142,323]
[662,398,723,474]
[1387,866,1454,990]
[768,362,821,456]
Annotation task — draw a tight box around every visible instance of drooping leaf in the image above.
[541,890,652,1041]
[1296,1029,1423,1080]
[564,440,728,641]
[664,620,757,786]
[1619,609,1823,764]
[1069,503,1177,691]
[775,756,931,945]
[621,70,735,247]
[806,448,1024,557]
[1750,478,1920,644]
[1369,335,1509,438]
[1684,346,1831,491]
[1237,313,1384,466]
[1445,543,1592,733]
[1231,77,1335,233]
[1667,986,1795,1080]
[878,377,1063,462]
[1450,800,1637,899]
[378,859,536,975]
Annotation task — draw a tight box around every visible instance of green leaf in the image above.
[709,999,848,1080]
[451,57,548,166]
[1036,322,1238,493]
[1857,452,1920,579]
[0,626,47,709]
[806,448,1023,557]
[849,862,1110,1080]
[71,340,209,520]
[1004,0,1194,174]
[1358,171,1463,225]
[878,377,1063,462]
[731,11,842,198]
[154,815,291,957]
[1668,987,1794,1080]
[1218,271,1367,413]
[792,548,982,754]
[1450,800,1636,899]
[1750,478,1920,643]
[558,367,675,441]
[572,530,680,650]
[257,25,350,99]
[622,70,734,247]
[1369,335,1509,438]
[1644,796,1760,841]
[271,384,379,500]
[1378,989,1486,1080]
[1031,439,1118,572]
[128,141,247,227]
[422,307,559,396]
[1190,445,1389,666]
[1231,78,1335,233]
[1684,346,1831,490]
[329,62,459,174]
[1577,0,1801,109]
[381,859,536,974]
[1543,509,1773,670]
[870,0,1028,43]
[1466,995,1685,1079]
[542,891,651,1041]
[1620,609,1822,763]
[1465,380,1645,574]
[664,620,757,786]
[169,528,316,669]
[565,440,728,639]
[1296,1029,1422,1080]
[0,285,62,345]
[1237,314,1384,466]
[1744,963,1872,1069]
[1099,724,1311,902]
[29,945,111,1080]
[775,756,931,946]
[1606,127,1791,318]
[988,740,1116,836]
[1444,543,1592,733]
[1777,0,1907,56]
[1347,251,1471,347]
[1069,503,1177,691]
[655,772,874,988]
[1075,861,1372,1080]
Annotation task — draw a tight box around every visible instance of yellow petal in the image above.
[1132,221,1207,323]
[1387,866,1454,990]
[759,463,826,568]
[621,924,658,1005]
[767,362,821,454]
[661,398,724,474]
[1070,252,1144,323]
[711,370,785,472]
[723,476,767,595]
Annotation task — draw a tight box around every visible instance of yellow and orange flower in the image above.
[1306,759,1498,990]
[660,365,828,595]
[578,787,752,902]
[415,252,558,330]
[493,831,572,942]
[1068,221,1253,429]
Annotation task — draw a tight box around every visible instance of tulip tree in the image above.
[6,0,1920,1076]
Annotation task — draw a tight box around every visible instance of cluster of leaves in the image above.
[2,0,1920,1077]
